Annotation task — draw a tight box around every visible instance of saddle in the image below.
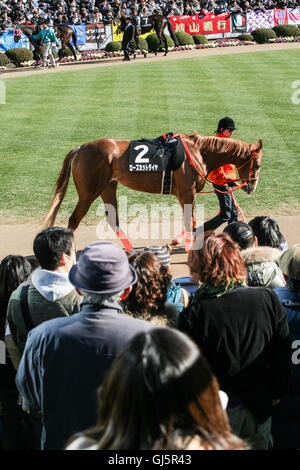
[129,132,185,194]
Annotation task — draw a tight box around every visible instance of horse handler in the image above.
[32,20,60,70]
[203,117,243,231]
[121,16,136,62]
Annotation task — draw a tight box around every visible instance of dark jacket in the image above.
[178,286,291,423]
[16,301,154,450]
[122,22,135,45]
[272,287,300,449]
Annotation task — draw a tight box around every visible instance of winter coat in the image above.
[272,287,300,449]
[178,286,291,423]
[16,301,154,450]
[241,246,285,288]
[6,268,82,359]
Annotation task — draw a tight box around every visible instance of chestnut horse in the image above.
[44,134,262,252]
[14,24,78,62]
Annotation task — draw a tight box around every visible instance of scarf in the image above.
[192,280,247,303]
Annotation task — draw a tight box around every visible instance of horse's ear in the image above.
[255,139,263,151]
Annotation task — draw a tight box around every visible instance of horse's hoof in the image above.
[166,244,175,253]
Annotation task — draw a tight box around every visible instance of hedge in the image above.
[251,28,277,44]
[105,41,122,52]
[175,31,194,46]
[272,24,300,37]
[5,48,33,66]
[237,33,254,41]
[193,34,208,44]
[0,51,9,66]
[131,36,148,51]
[146,33,174,52]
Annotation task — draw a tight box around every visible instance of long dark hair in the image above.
[68,328,246,450]
[248,216,286,249]
[123,252,172,317]
[0,255,33,337]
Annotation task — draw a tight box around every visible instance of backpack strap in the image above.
[20,285,34,332]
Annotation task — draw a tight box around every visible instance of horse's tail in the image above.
[43,147,80,228]
[167,18,179,46]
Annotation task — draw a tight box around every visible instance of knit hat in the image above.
[278,245,300,281]
[142,245,171,267]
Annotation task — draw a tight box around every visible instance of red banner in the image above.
[273,8,288,26]
[170,13,231,35]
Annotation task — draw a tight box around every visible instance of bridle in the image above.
[179,136,260,194]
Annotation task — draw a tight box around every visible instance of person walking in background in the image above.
[32,19,59,69]
[203,117,240,231]
[66,328,247,450]
[121,16,136,61]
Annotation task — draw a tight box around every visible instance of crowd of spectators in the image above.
[0,0,299,32]
[0,215,299,450]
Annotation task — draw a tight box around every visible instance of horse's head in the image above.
[237,139,263,195]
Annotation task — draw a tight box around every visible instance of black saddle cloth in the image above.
[129,132,185,173]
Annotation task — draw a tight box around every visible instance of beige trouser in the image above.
[43,42,55,67]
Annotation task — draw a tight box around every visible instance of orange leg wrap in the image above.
[185,231,193,253]
[116,229,133,253]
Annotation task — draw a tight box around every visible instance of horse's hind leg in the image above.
[68,196,96,231]
[99,181,134,253]
[67,41,77,62]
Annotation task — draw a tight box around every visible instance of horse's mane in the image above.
[183,132,252,160]
[182,132,253,178]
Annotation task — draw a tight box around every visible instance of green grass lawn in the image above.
[1,48,300,225]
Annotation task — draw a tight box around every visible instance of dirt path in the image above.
[2,41,300,78]
[1,215,299,277]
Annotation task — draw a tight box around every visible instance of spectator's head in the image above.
[33,227,75,271]
[69,241,137,304]
[248,216,287,250]
[223,222,256,251]
[142,245,171,268]
[216,116,237,137]
[278,245,300,289]
[73,328,245,449]
[123,251,172,317]
[188,232,247,285]
[0,255,32,302]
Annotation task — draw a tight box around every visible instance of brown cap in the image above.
[279,245,300,280]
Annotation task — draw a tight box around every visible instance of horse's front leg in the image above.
[167,193,196,253]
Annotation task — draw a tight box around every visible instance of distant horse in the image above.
[44,134,263,252]
[118,13,179,55]
[14,23,78,62]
